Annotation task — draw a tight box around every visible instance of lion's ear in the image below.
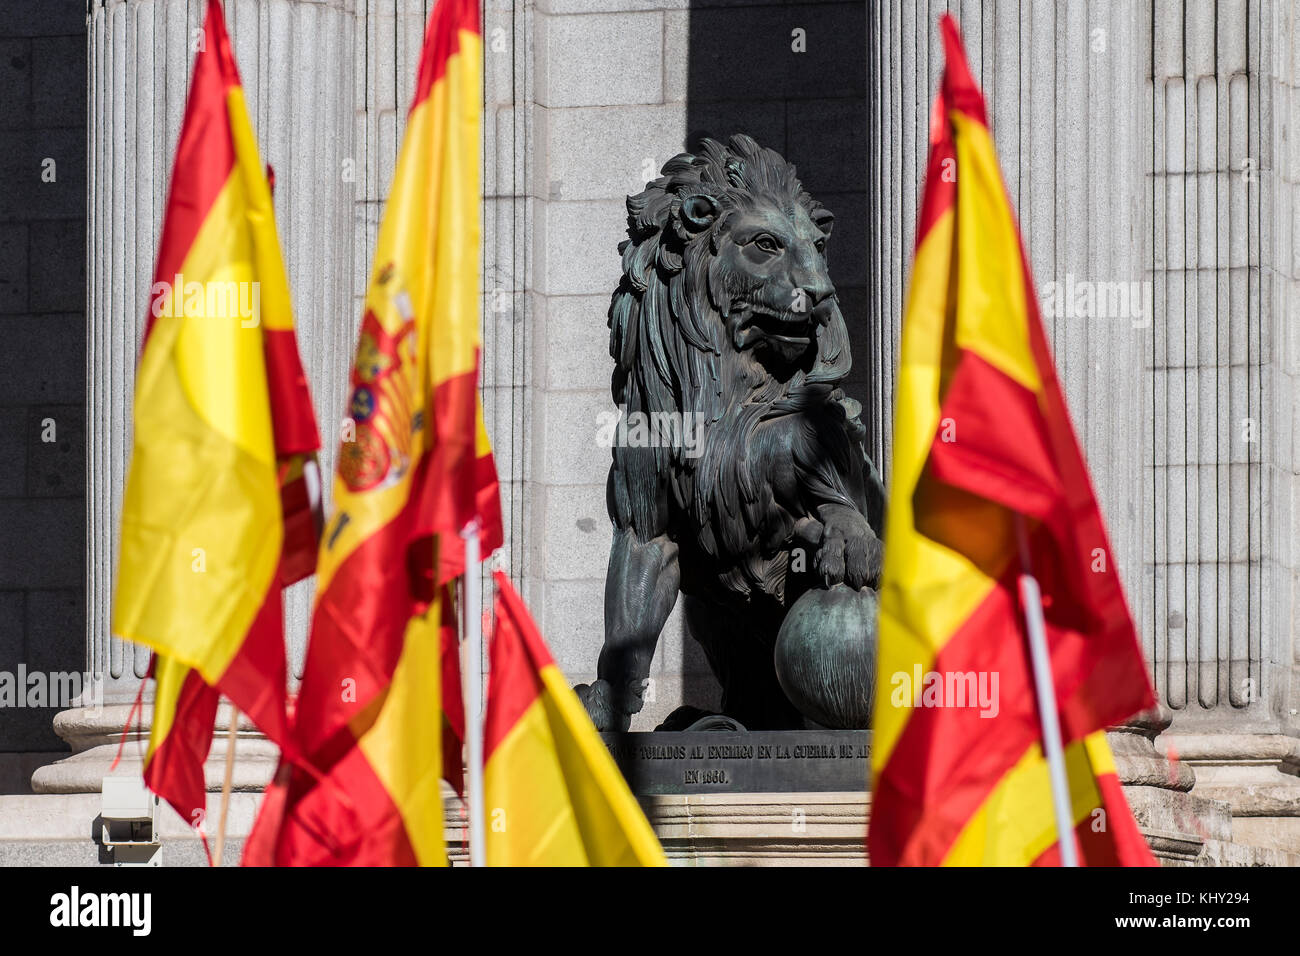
[680,194,719,231]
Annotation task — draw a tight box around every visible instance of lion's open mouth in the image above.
[733,307,817,359]
[752,313,813,344]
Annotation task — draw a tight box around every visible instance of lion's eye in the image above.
[753,235,780,254]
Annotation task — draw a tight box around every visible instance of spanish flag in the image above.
[243,0,500,866]
[113,0,321,827]
[868,16,1157,867]
[484,572,666,866]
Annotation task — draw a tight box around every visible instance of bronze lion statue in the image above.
[576,134,885,732]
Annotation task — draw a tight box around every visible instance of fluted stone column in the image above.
[33,0,355,795]
[1153,0,1300,853]
[869,0,1145,592]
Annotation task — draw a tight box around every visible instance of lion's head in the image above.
[608,135,862,572]
[610,134,852,424]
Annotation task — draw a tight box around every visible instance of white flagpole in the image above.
[460,521,486,867]
[1016,517,1079,867]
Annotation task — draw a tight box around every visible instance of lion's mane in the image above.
[607,134,866,598]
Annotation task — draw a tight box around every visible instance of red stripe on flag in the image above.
[294,473,433,755]
[213,568,290,750]
[436,451,505,585]
[242,759,289,867]
[925,352,1063,520]
[869,544,1152,866]
[145,0,240,342]
[410,0,481,112]
[439,583,465,795]
[915,108,956,250]
[868,575,1027,866]
[1031,771,1157,867]
[483,571,555,759]
[263,328,322,457]
[923,352,1154,733]
[144,667,219,827]
[249,744,419,867]
[419,368,500,547]
[937,15,987,127]
[912,14,985,250]
[277,464,320,589]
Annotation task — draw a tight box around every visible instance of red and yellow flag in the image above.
[868,15,1157,867]
[113,0,321,828]
[484,572,666,867]
[244,0,500,866]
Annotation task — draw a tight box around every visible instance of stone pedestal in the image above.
[1161,732,1300,854]
[643,793,868,866]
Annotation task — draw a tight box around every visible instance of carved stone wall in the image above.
[0,2,88,783]
[1153,0,1300,852]
[868,0,1146,600]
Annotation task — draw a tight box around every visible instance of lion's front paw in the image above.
[815,504,882,590]
[574,678,632,732]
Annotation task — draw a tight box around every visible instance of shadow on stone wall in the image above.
[0,1,88,763]
[680,0,870,716]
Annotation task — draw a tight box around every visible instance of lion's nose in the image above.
[795,274,837,312]
[794,274,835,309]
[808,281,834,304]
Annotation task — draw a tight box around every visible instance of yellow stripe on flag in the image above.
[872,204,1012,770]
[484,664,666,867]
[318,27,484,585]
[114,170,282,684]
[354,601,447,867]
[950,112,1041,391]
[146,655,194,764]
[942,733,1113,866]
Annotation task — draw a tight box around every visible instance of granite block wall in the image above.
[0,1,87,759]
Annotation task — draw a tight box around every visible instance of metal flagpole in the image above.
[211,703,239,867]
[460,521,485,867]
[1015,516,1080,867]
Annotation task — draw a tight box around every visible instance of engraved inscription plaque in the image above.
[601,730,871,795]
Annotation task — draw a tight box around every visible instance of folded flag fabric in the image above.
[244,0,499,866]
[113,0,321,828]
[484,571,667,867]
[868,14,1157,867]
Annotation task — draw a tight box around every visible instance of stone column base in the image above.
[1123,784,1231,864]
[1161,732,1300,856]
[29,705,278,795]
